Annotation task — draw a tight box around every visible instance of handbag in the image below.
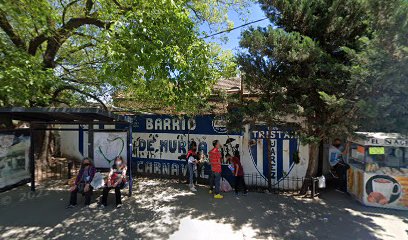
[77,182,85,193]
[90,172,105,189]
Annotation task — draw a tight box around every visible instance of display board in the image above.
[0,131,30,190]
[348,165,408,210]
[93,131,128,168]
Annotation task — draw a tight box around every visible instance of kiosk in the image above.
[347,132,408,210]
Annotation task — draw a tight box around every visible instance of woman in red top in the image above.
[209,140,223,199]
[227,153,248,195]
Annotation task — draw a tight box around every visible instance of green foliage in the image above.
[233,0,407,147]
[357,0,408,134]
[237,0,369,139]
[0,0,246,112]
[234,0,405,144]
[0,42,57,106]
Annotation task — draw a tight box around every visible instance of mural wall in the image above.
[0,131,30,190]
[131,115,309,188]
[131,115,241,178]
[58,115,309,189]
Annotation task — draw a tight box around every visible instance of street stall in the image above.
[347,132,408,210]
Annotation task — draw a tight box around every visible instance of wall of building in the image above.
[58,115,310,189]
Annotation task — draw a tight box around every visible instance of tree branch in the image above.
[43,17,111,68]
[0,9,25,50]
[28,34,47,55]
[62,0,80,26]
[85,0,94,16]
[112,0,132,11]
[52,85,108,110]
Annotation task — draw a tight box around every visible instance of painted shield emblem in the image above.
[248,126,298,185]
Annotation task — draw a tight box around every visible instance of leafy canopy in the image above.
[234,0,402,142]
[0,0,249,113]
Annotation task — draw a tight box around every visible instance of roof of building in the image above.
[0,107,130,124]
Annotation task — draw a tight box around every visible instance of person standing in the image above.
[226,153,248,196]
[100,156,127,208]
[187,142,198,192]
[67,157,96,208]
[209,140,223,199]
[329,139,349,192]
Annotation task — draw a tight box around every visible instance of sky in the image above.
[200,2,270,53]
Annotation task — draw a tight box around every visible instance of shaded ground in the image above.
[0,179,407,240]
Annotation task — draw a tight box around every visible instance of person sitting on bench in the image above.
[100,156,127,209]
[66,157,96,208]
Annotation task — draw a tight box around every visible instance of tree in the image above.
[0,0,249,166]
[235,0,373,193]
[0,0,249,112]
[357,0,408,134]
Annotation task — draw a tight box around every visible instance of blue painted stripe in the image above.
[78,126,84,155]
[277,139,283,181]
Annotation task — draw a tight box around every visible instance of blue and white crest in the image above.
[248,126,298,185]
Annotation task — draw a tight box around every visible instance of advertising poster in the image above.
[364,173,408,210]
[94,132,128,168]
[0,132,31,190]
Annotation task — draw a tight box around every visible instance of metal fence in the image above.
[33,160,319,198]
[133,168,319,198]
[34,158,79,183]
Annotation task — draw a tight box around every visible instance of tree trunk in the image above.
[300,142,320,195]
[35,125,54,181]
[38,127,51,165]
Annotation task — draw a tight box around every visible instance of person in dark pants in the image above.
[226,153,248,195]
[100,156,127,208]
[334,161,349,192]
[329,139,349,192]
[209,140,223,199]
[67,157,96,208]
[187,142,198,192]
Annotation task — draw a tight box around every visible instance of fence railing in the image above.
[33,160,319,198]
[133,168,319,198]
[34,158,79,183]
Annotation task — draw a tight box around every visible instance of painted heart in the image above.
[98,136,125,165]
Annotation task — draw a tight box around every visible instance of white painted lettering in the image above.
[146,118,154,130]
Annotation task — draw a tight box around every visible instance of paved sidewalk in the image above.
[0,179,407,240]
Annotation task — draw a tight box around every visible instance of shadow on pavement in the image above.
[0,179,407,240]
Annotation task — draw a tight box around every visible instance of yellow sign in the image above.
[369,147,385,155]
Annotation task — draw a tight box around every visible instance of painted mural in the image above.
[94,132,128,168]
[131,115,241,177]
[246,126,299,186]
[58,115,309,189]
[0,132,30,189]
[131,115,309,188]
